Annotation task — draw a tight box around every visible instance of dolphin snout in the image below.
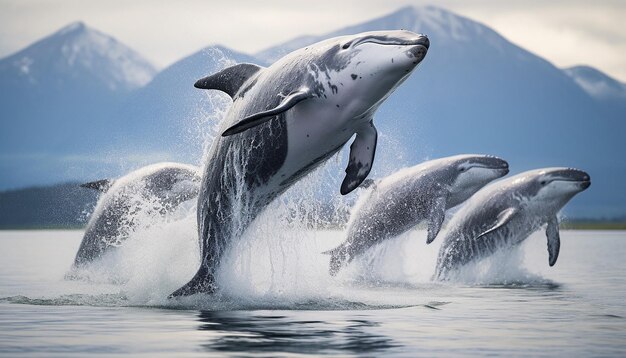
[567,169,590,182]
[408,45,428,61]
[579,172,591,189]
[405,35,429,61]
[486,157,509,174]
[417,36,430,49]
[501,161,510,173]
[554,168,591,189]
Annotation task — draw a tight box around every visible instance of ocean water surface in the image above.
[1,226,625,356]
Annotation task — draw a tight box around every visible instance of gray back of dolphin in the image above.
[72,162,201,267]
[171,31,430,297]
[324,154,509,275]
[435,167,591,280]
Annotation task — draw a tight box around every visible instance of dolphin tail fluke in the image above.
[168,267,216,298]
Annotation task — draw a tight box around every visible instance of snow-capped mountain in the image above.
[0,22,158,189]
[564,65,626,102]
[257,6,624,217]
[1,7,625,217]
[563,65,626,125]
[0,28,262,189]
[257,6,519,63]
[0,21,156,91]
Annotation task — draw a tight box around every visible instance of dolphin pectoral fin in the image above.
[222,88,314,136]
[426,194,447,244]
[475,207,518,240]
[546,216,561,266]
[194,63,263,98]
[80,179,113,192]
[340,121,378,195]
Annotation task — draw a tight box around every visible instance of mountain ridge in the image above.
[564,65,626,101]
[1,6,624,217]
[255,5,624,217]
[0,21,157,91]
[0,21,159,189]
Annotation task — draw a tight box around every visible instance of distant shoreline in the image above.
[560,222,626,231]
[0,225,85,231]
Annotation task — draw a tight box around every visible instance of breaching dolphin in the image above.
[72,162,201,267]
[435,167,590,280]
[323,154,509,276]
[171,30,430,297]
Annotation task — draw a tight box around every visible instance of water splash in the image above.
[440,244,552,286]
[63,197,555,310]
[31,48,555,309]
[61,162,557,309]
[192,48,236,164]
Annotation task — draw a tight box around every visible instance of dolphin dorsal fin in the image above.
[222,88,314,136]
[475,207,518,240]
[546,216,561,266]
[340,121,378,195]
[80,179,113,192]
[194,63,263,98]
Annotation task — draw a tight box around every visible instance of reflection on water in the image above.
[1,231,626,356]
[196,311,396,354]
[480,281,562,290]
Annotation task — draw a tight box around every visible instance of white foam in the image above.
[66,195,554,310]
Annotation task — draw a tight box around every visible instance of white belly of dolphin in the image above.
[274,103,357,185]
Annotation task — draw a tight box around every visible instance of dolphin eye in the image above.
[459,167,466,172]
[342,42,352,50]
[540,180,547,185]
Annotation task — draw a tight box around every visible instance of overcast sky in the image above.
[1,0,625,81]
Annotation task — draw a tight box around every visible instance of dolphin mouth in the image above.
[552,178,591,189]
[351,35,429,63]
[354,36,430,49]
[552,178,588,183]
[490,162,509,171]
[547,169,590,184]
[474,162,509,173]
